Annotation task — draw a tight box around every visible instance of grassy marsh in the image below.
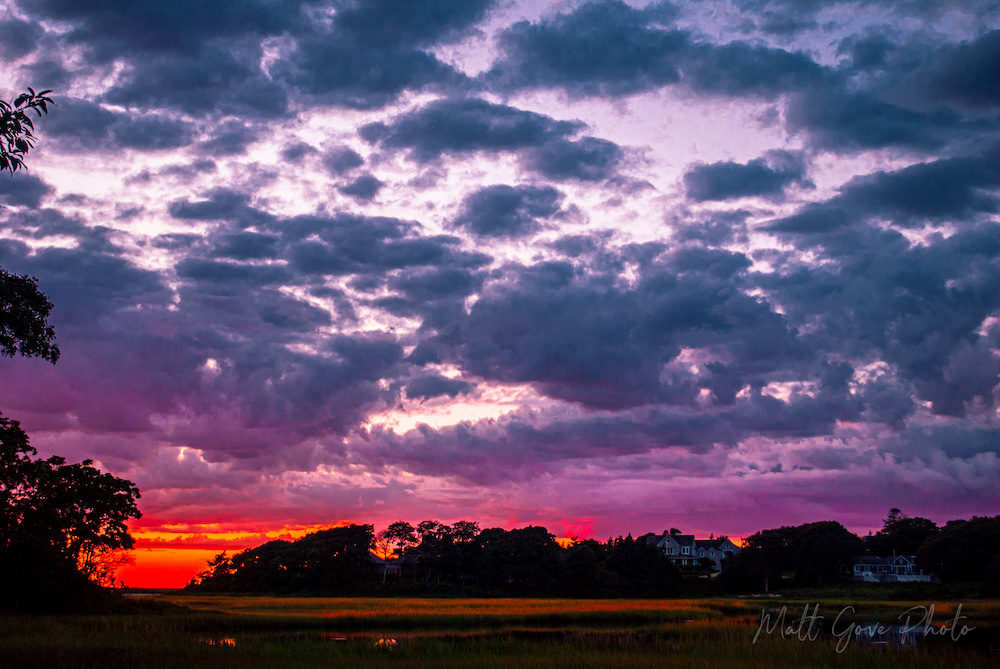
[1,595,997,668]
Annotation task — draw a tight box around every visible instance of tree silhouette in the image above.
[1,268,59,363]
[1,89,143,611]
[0,414,141,610]
[1,88,52,174]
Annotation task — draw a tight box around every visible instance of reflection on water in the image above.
[201,637,236,647]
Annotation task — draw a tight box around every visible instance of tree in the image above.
[1,88,52,174]
[865,508,938,556]
[381,520,417,559]
[0,94,144,609]
[719,528,790,593]
[0,414,141,610]
[188,525,375,595]
[791,521,862,585]
[1,268,59,363]
[1,90,59,362]
[917,516,1000,583]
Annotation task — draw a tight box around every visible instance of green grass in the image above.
[1,595,996,668]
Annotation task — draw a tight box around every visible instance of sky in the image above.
[1,0,999,588]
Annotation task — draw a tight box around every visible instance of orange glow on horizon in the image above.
[120,521,357,588]
[118,548,227,589]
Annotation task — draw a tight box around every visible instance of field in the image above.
[1,595,998,668]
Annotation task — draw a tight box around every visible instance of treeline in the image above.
[189,510,1000,597]
[719,510,1000,594]
[188,521,681,597]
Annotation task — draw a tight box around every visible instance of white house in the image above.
[648,530,740,572]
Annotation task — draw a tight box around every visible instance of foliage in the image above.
[720,521,862,592]
[379,520,417,559]
[0,268,59,363]
[0,413,141,611]
[865,508,939,556]
[192,525,375,594]
[0,88,52,174]
[917,515,1000,583]
[190,521,682,597]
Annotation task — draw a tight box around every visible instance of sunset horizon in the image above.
[2,0,999,592]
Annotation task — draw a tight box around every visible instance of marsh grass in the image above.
[1,596,997,668]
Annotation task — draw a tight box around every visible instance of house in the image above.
[367,551,425,581]
[852,555,933,582]
[646,529,740,572]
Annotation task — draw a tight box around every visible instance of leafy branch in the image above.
[1,88,53,175]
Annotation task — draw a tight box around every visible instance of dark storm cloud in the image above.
[38,98,195,152]
[199,120,260,156]
[880,424,1000,462]
[175,258,294,293]
[1,208,87,239]
[360,98,581,161]
[405,374,473,400]
[784,88,959,152]
[211,232,281,261]
[448,253,805,411]
[360,98,624,181]
[484,0,824,100]
[734,0,998,35]
[912,30,1000,112]
[102,44,290,118]
[168,189,272,227]
[0,18,44,59]
[679,41,825,98]
[110,115,192,150]
[763,219,1000,418]
[271,0,496,108]
[0,215,408,448]
[272,38,458,110]
[332,0,495,47]
[684,150,809,202]
[16,0,309,55]
[282,141,318,163]
[523,137,623,182]
[769,147,1000,232]
[388,267,483,302]
[0,172,52,208]
[339,174,384,201]
[279,213,490,280]
[323,147,364,174]
[356,406,739,483]
[452,184,563,237]
[485,0,687,97]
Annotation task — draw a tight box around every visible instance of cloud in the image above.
[37,98,195,152]
[523,137,623,182]
[405,374,474,400]
[360,98,623,180]
[913,29,1000,112]
[102,45,290,118]
[360,98,582,161]
[485,0,687,97]
[323,147,364,174]
[18,0,304,54]
[684,150,809,201]
[0,18,44,59]
[484,1,824,100]
[769,146,1000,231]
[452,184,563,237]
[0,172,53,208]
[339,174,384,201]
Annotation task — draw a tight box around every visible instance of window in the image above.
[682,546,690,555]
